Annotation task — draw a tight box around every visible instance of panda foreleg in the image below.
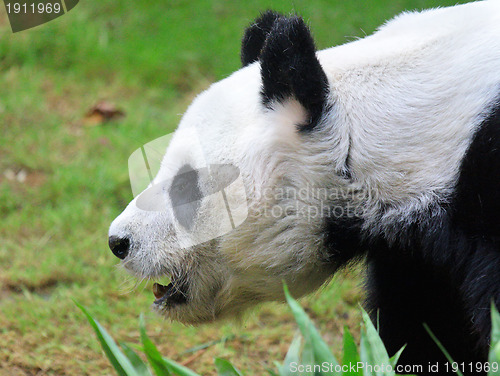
[365,245,486,376]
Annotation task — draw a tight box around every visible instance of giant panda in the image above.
[108,2,500,374]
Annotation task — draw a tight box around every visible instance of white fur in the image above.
[109,1,500,323]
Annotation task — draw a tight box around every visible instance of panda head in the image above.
[109,12,348,323]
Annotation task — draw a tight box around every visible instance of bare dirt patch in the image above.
[1,275,75,298]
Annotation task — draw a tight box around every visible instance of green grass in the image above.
[78,285,406,376]
[0,1,471,374]
[83,287,500,376]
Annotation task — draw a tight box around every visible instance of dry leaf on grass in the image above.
[83,101,125,126]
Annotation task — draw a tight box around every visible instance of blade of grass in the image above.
[160,357,202,376]
[360,309,394,376]
[139,315,171,376]
[359,331,375,376]
[283,283,339,368]
[493,342,500,374]
[423,323,463,376]
[76,302,137,376]
[120,342,154,376]
[489,303,500,375]
[181,336,236,355]
[388,345,405,369]
[343,326,361,376]
[280,332,302,376]
[268,367,280,376]
[300,331,315,376]
[214,358,243,376]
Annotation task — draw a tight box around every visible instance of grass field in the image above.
[0,1,470,375]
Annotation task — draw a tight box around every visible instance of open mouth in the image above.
[153,279,188,307]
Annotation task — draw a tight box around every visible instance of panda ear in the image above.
[260,16,329,131]
[241,10,284,67]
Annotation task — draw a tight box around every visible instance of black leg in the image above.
[458,237,500,355]
[366,251,485,376]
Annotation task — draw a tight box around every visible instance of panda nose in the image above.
[108,236,130,259]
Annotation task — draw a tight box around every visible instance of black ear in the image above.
[260,16,329,131]
[241,10,284,67]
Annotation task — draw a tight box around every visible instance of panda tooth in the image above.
[153,282,169,299]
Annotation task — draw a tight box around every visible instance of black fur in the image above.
[241,11,283,67]
[257,15,329,131]
[453,102,500,238]
[449,100,500,354]
[323,217,366,267]
[324,100,500,375]
[366,242,484,376]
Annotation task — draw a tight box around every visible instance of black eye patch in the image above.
[135,163,241,233]
[169,164,202,230]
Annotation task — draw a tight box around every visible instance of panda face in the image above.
[109,3,500,323]
[108,17,341,322]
